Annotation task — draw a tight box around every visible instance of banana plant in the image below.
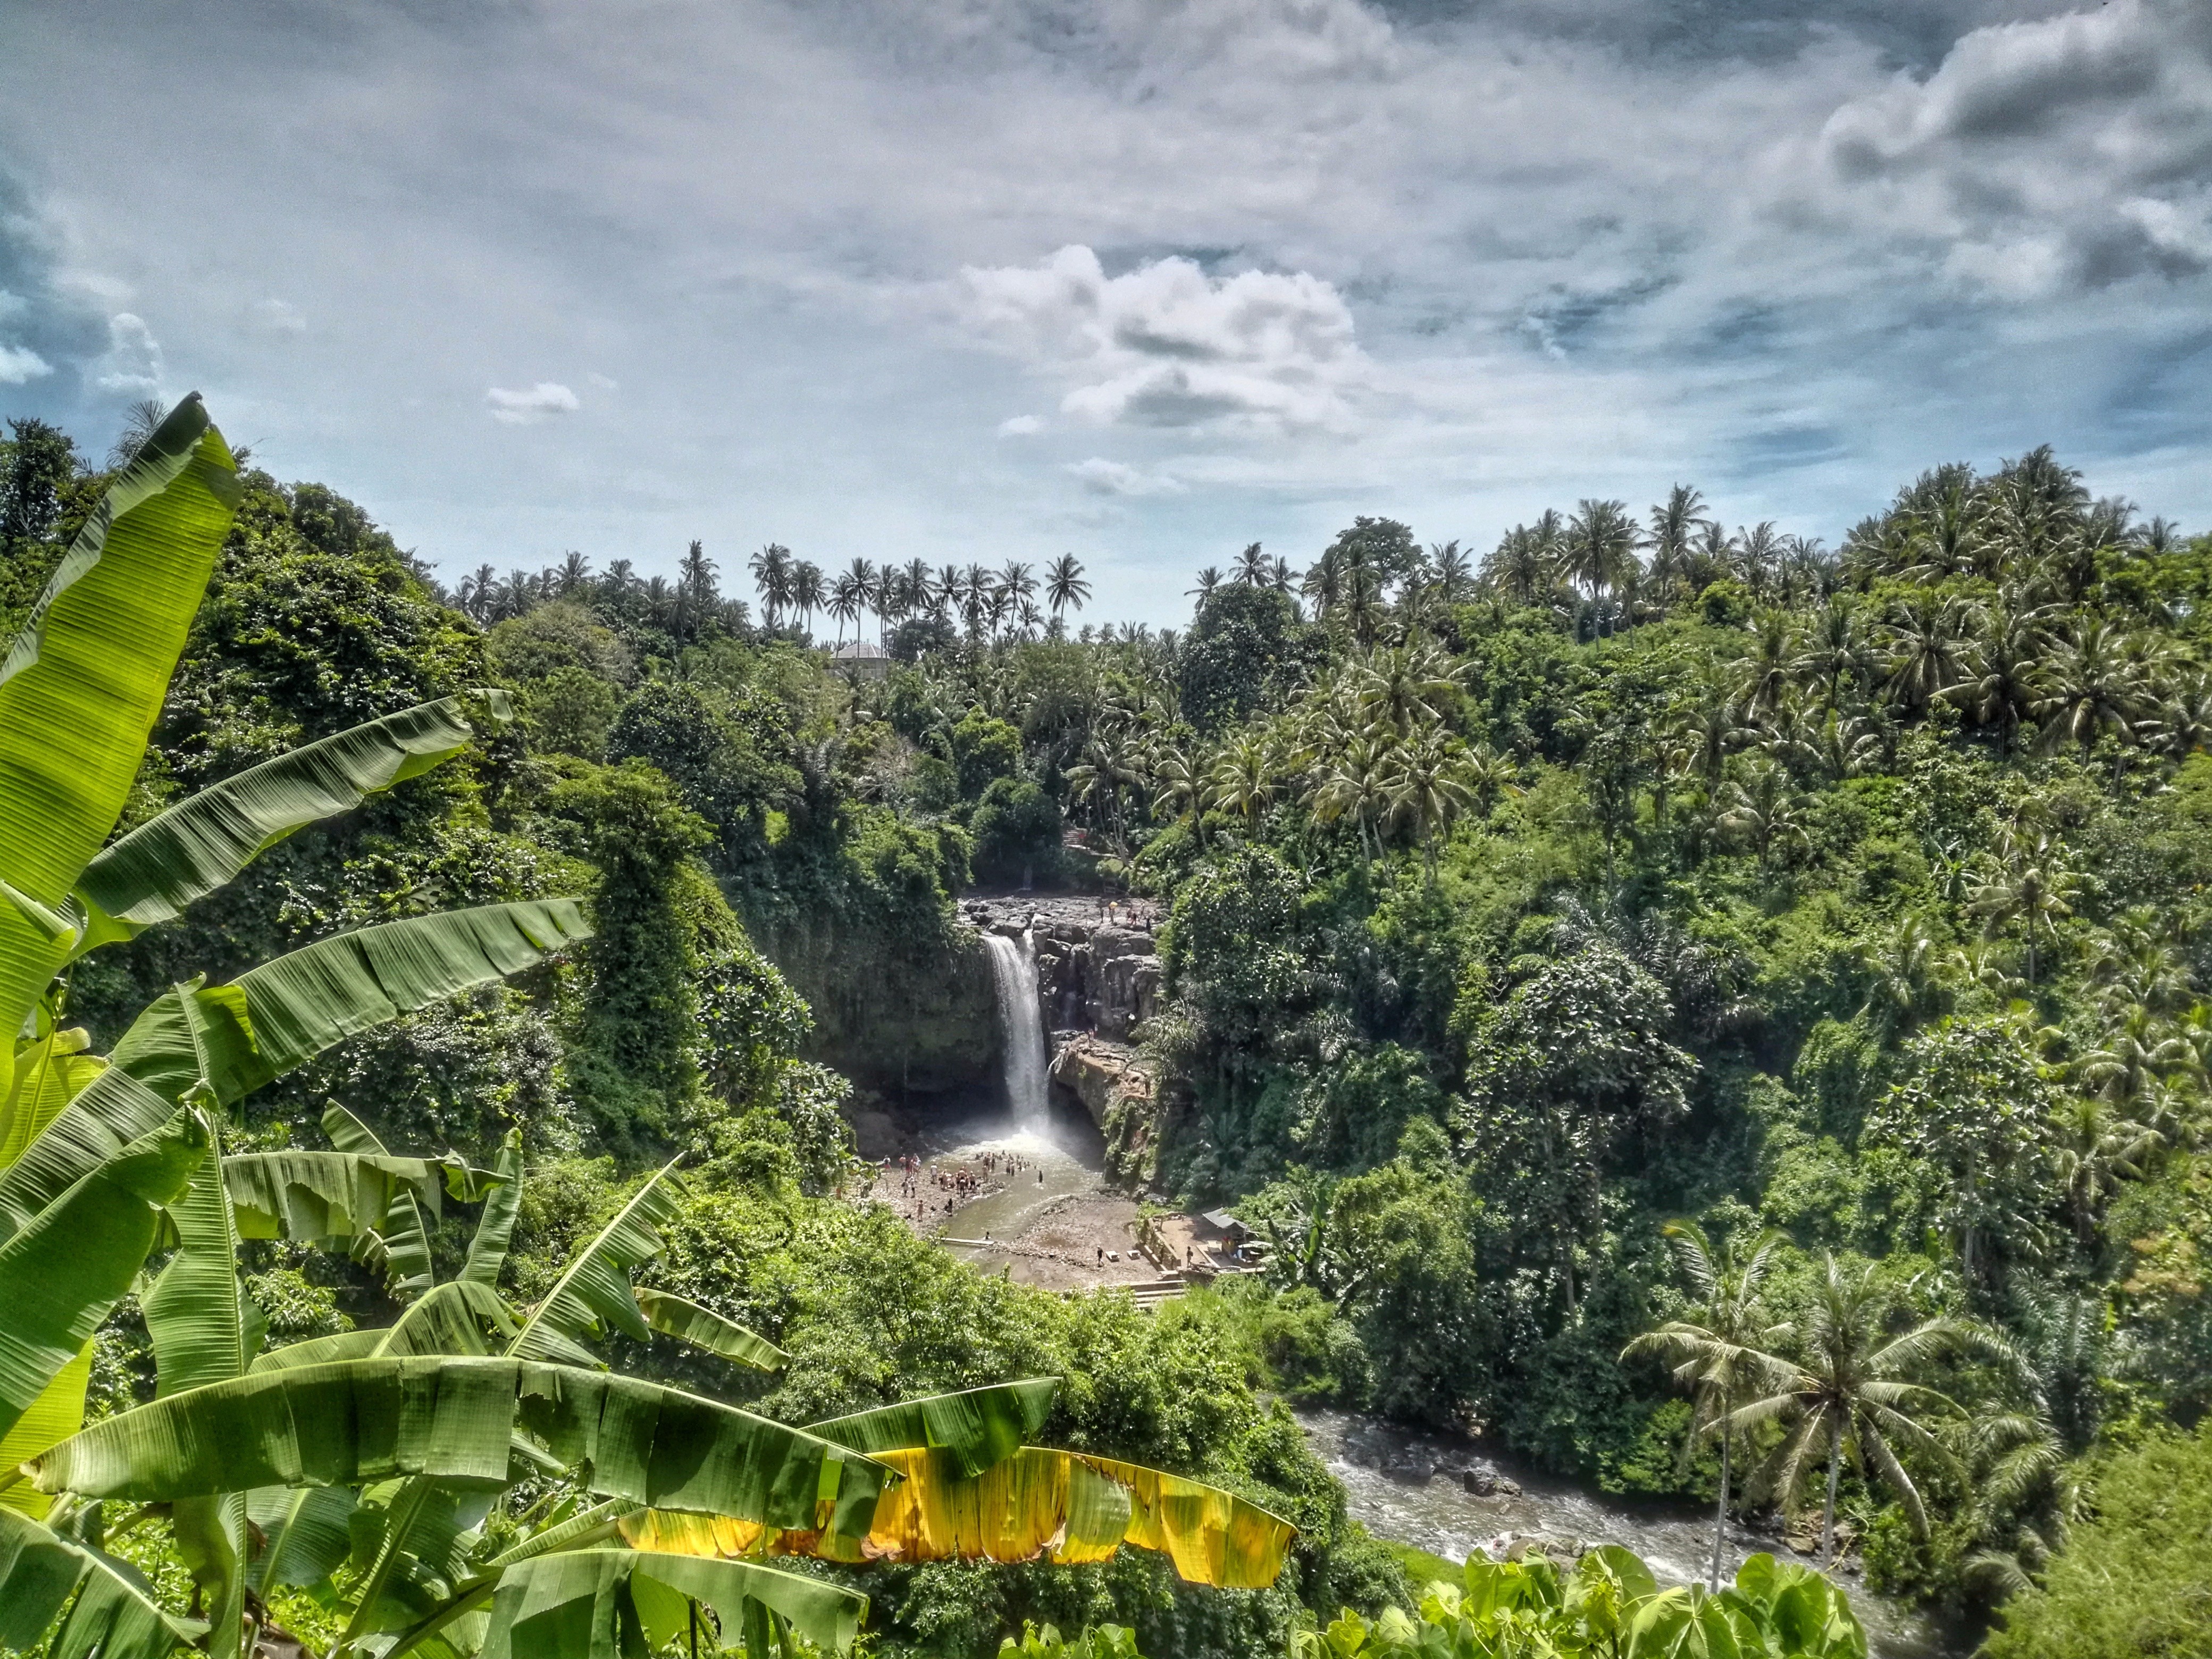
[0,397,596,1647]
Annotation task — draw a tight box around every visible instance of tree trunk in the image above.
[1712,1428,1730,1592]
[1819,1421,1843,1568]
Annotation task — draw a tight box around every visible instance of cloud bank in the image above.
[0,0,2205,623]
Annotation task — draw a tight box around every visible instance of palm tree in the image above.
[1948,589,2055,755]
[1881,596,1968,714]
[2034,622,2149,781]
[1189,565,1223,604]
[459,563,499,621]
[789,559,824,642]
[1623,1222,1788,1590]
[828,571,862,646]
[1355,640,1460,737]
[1968,834,2079,985]
[1045,553,1091,619]
[556,549,593,597]
[2047,1095,2161,1245]
[1645,485,1707,603]
[1234,542,1269,586]
[1564,498,1638,629]
[748,542,793,629]
[1205,732,1279,831]
[1727,1255,1974,1566]
[1379,726,1477,883]
[1429,541,1472,607]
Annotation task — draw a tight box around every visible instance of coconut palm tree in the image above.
[1645,485,1708,604]
[2035,622,2150,780]
[1968,834,2080,985]
[1431,541,1473,607]
[1881,597,1968,714]
[1205,732,1280,831]
[789,559,824,642]
[748,543,793,630]
[1563,499,1638,628]
[1234,542,1269,586]
[1727,1255,1975,1566]
[1623,1223,1789,1590]
[1379,727,1476,883]
[1188,566,1224,604]
[1046,553,1091,619]
[556,549,593,597]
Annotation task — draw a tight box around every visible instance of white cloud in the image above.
[1813,0,2212,291]
[962,246,1368,432]
[588,371,618,390]
[485,381,580,424]
[997,414,1042,436]
[1068,457,1186,496]
[0,343,50,383]
[94,312,161,393]
[253,297,306,333]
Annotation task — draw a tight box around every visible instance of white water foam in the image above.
[983,928,1051,1129]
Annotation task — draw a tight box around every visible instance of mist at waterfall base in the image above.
[984,929,1051,1129]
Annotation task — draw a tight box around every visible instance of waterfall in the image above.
[983,929,1050,1127]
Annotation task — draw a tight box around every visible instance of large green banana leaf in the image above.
[74,692,512,948]
[634,1289,788,1373]
[460,1131,524,1289]
[110,900,591,1104]
[0,395,240,1100]
[807,1378,1057,1478]
[507,1160,681,1365]
[246,1480,359,1594]
[0,1109,205,1443]
[478,1549,867,1659]
[219,1146,499,1243]
[323,1103,438,1297]
[0,1026,104,1169]
[0,1038,181,1246]
[0,1342,93,1518]
[623,1445,1296,1589]
[0,1506,204,1659]
[144,1127,261,1398]
[24,1357,892,1541]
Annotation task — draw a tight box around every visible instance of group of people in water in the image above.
[875,1146,1044,1225]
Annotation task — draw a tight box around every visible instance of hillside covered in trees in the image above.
[5,404,2210,1656]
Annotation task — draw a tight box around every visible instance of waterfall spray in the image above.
[984,928,1050,1128]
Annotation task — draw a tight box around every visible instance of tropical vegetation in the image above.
[6,393,2210,1658]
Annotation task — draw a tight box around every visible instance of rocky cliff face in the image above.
[961,896,1169,1180]
[962,896,1163,1041]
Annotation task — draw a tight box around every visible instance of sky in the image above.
[2,0,2208,625]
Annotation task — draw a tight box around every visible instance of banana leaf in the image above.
[460,1131,524,1289]
[0,1026,104,1170]
[110,900,592,1105]
[75,693,511,946]
[144,1128,262,1398]
[245,1481,358,1592]
[478,1549,867,1659]
[0,1506,204,1659]
[24,1357,892,1543]
[622,1445,1296,1589]
[507,1160,681,1365]
[807,1378,1057,1478]
[634,1288,788,1373]
[0,395,240,1101]
[219,1147,499,1243]
[324,1103,437,1297]
[0,1065,183,1247]
[0,1109,205,1443]
[0,1342,92,1519]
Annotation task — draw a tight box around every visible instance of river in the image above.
[887,1093,1969,1657]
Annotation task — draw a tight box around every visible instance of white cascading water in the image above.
[983,929,1050,1127]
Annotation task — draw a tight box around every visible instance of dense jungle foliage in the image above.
[8,403,2210,1656]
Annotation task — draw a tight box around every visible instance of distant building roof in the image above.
[832,640,889,659]
[1201,1209,1247,1234]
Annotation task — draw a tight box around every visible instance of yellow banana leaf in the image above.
[619,1445,1295,1589]
[0,1340,93,1518]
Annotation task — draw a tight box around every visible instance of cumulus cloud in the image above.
[998,414,1043,436]
[1067,457,1187,496]
[93,312,161,394]
[1814,0,2212,291]
[962,246,1368,431]
[485,381,580,424]
[0,343,50,384]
